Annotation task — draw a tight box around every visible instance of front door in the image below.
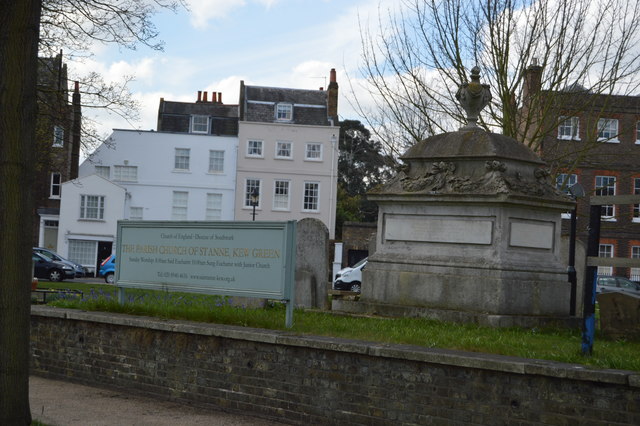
[96,241,113,276]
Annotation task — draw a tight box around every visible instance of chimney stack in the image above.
[523,59,542,100]
[327,68,339,124]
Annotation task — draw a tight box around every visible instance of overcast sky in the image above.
[70,0,396,148]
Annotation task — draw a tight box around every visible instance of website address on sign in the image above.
[190,274,236,283]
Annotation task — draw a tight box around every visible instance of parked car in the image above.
[32,252,76,282]
[99,254,116,284]
[333,257,367,292]
[33,247,86,278]
[596,276,640,296]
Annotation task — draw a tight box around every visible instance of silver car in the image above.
[596,276,640,296]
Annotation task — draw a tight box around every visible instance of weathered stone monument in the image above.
[334,67,576,327]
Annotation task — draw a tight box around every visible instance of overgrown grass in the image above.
[36,281,640,372]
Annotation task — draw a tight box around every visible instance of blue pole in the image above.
[581,204,601,356]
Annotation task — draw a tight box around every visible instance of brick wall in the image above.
[30,306,640,425]
[341,222,376,266]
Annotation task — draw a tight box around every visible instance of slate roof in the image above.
[241,84,331,126]
[157,100,239,136]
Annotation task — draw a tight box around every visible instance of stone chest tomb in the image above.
[335,68,576,327]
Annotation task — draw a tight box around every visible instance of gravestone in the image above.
[295,218,329,310]
[334,67,577,327]
[597,292,640,340]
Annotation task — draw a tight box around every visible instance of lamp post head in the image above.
[568,182,585,199]
[250,187,260,205]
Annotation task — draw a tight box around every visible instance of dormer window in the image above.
[275,103,293,121]
[191,115,209,134]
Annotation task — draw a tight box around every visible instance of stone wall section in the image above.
[30,306,640,425]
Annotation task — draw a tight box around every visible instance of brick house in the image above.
[522,63,640,280]
[34,53,81,250]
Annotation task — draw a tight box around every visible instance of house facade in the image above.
[58,129,238,273]
[523,64,640,280]
[34,53,82,251]
[56,175,126,275]
[235,70,339,237]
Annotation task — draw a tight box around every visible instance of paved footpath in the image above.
[30,375,286,426]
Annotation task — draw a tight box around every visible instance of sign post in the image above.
[114,220,296,328]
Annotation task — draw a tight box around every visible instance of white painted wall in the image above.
[236,122,338,238]
[79,129,238,221]
[56,174,126,273]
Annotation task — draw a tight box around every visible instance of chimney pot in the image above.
[203,91,208,102]
[218,92,222,103]
[197,91,202,102]
[330,68,337,83]
[74,81,79,92]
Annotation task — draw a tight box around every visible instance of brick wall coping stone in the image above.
[32,305,640,388]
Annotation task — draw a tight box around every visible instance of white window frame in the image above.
[273,180,291,211]
[302,181,320,212]
[191,115,209,134]
[50,172,61,198]
[208,150,224,173]
[631,246,640,281]
[68,240,97,268]
[597,118,619,142]
[206,193,223,220]
[275,141,293,159]
[129,207,143,220]
[113,165,138,182]
[557,116,580,140]
[247,140,264,158]
[172,191,188,220]
[275,103,293,121]
[598,244,614,276]
[595,175,616,220]
[305,143,323,161]
[244,179,262,208]
[174,148,190,171]
[53,125,64,147]
[634,177,640,223]
[636,121,640,144]
[80,195,105,220]
[95,166,110,179]
[555,173,578,194]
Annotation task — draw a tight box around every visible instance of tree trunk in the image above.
[0,0,42,424]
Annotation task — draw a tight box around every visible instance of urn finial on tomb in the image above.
[456,66,492,129]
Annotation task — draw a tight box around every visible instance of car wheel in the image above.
[105,272,115,284]
[49,269,63,282]
[350,282,361,293]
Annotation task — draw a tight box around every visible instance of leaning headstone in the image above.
[597,292,640,340]
[296,218,329,310]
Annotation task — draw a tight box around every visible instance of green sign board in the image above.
[115,220,296,326]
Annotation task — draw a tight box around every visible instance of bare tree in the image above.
[39,0,187,151]
[352,0,640,167]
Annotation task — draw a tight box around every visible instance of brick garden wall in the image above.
[30,306,640,425]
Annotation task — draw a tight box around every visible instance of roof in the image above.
[241,84,330,126]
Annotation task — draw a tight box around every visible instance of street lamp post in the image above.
[250,187,259,221]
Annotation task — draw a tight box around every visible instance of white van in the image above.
[333,257,367,292]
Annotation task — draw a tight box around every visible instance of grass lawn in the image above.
[34,280,640,372]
